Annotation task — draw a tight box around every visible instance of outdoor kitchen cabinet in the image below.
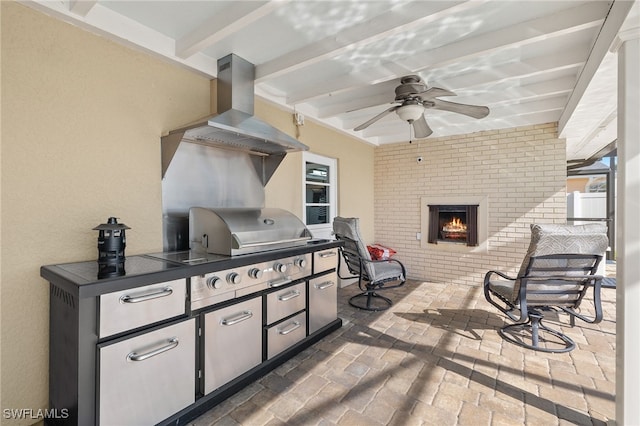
[41,241,342,426]
[308,272,338,335]
[98,279,186,338]
[97,318,195,425]
[202,296,262,394]
[265,282,307,359]
[313,247,339,274]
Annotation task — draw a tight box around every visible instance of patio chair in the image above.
[333,216,406,311]
[484,223,608,353]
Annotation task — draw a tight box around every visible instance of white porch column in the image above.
[614,24,640,426]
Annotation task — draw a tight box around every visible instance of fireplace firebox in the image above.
[428,205,478,246]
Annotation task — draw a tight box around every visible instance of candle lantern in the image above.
[93,217,131,278]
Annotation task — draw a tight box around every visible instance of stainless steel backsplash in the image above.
[161,142,268,251]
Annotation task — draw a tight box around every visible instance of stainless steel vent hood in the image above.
[161,54,308,178]
[161,54,309,252]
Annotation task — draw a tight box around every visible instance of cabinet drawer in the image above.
[99,279,186,338]
[309,272,338,335]
[313,248,339,274]
[203,297,262,394]
[98,318,195,426]
[266,282,306,325]
[267,312,306,359]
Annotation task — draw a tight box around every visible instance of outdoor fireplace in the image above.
[427,205,478,246]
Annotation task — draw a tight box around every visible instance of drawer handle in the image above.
[315,281,335,290]
[278,290,301,301]
[319,251,337,258]
[269,278,292,288]
[221,310,253,326]
[120,287,173,304]
[278,321,301,336]
[127,338,179,362]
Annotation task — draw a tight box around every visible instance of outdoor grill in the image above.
[189,207,312,256]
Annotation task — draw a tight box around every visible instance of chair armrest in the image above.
[483,270,520,322]
[361,257,407,276]
[483,270,516,285]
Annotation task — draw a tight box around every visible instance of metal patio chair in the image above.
[333,216,406,311]
[484,223,608,353]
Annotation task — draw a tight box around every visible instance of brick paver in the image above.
[192,280,616,425]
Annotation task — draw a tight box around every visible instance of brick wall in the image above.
[373,123,567,286]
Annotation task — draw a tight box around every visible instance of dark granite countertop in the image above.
[41,240,342,298]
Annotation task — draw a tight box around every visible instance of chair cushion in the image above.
[333,217,371,260]
[487,279,516,303]
[512,223,609,301]
[370,261,405,285]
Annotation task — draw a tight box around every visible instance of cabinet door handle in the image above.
[315,281,335,290]
[221,310,253,326]
[278,321,301,335]
[278,290,301,302]
[319,251,337,258]
[127,338,179,362]
[269,278,292,288]
[120,287,173,304]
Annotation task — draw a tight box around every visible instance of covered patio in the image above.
[2,2,638,423]
[192,277,616,425]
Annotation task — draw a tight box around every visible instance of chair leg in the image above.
[349,290,393,311]
[530,312,541,347]
[499,311,576,353]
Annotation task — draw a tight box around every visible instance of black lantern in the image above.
[93,217,130,278]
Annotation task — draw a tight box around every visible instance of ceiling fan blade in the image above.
[412,114,433,138]
[430,99,490,119]
[416,87,456,100]
[354,106,399,131]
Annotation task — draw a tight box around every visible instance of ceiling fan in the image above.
[354,75,490,138]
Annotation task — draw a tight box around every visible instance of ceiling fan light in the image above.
[396,104,423,122]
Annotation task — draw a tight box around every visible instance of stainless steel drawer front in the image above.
[98,318,195,426]
[267,311,307,359]
[204,296,262,394]
[266,282,306,325]
[309,273,338,335]
[99,279,186,338]
[313,249,338,274]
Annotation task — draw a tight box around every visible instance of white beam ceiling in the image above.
[21,0,637,161]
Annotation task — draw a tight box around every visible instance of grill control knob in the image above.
[206,276,222,289]
[248,268,263,279]
[227,272,242,285]
[274,263,287,273]
[294,258,307,268]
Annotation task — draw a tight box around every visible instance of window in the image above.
[303,153,337,239]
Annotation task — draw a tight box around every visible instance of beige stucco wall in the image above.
[0,2,373,421]
[258,101,375,240]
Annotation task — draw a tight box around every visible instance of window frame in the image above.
[302,152,337,239]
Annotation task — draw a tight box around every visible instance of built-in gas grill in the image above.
[186,207,313,310]
[189,207,312,256]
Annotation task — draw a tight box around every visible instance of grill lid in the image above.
[189,207,312,256]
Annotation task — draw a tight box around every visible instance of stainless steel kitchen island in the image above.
[41,240,342,426]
